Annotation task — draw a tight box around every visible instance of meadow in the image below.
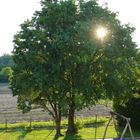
[0,117,140,140]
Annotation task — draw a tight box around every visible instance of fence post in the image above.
[4,114,7,130]
[29,112,32,129]
[95,114,97,139]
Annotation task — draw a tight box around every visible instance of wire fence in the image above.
[0,114,115,139]
[0,111,139,140]
[0,106,114,138]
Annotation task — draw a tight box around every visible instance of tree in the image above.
[11,0,138,136]
[0,54,14,70]
[0,67,13,82]
[113,93,140,129]
[64,0,138,134]
[113,49,140,128]
[0,54,14,83]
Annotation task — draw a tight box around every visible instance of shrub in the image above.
[113,94,140,129]
[0,67,13,82]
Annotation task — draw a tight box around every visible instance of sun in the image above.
[96,27,107,40]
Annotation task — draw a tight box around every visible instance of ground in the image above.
[0,83,111,123]
[0,118,139,140]
[0,83,139,139]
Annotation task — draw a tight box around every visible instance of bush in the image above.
[0,67,13,82]
[113,94,140,129]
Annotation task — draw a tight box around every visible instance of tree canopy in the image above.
[11,0,138,136]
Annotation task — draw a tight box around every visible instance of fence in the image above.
[0,113,116,139]
[0,110,138,139]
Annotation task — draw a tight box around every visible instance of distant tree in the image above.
[0,54,14,70]
[11,0,138,136]
[0,54,14,82]
[0,67,13,82]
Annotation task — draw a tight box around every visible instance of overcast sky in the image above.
[0,0,140,56]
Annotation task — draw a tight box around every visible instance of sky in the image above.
[0,0,140,56]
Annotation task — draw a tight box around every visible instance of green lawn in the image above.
[0,117,139,140]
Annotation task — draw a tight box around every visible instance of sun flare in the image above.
[96,27,107,40]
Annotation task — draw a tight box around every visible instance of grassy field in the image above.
[0,117,139,140]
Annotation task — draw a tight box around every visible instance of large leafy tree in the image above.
[11,0,138,136]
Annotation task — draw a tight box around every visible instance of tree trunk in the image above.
[40,98,63,138]
[54,107,63,138]
[55,118,61,137]
[66,101,77,135]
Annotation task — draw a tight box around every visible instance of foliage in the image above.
[11,0,138,136]
[0,54,14,83]
[0,67,13,82]
[113,93,140,129]
[113,51,140,129]
[0,54,14,70]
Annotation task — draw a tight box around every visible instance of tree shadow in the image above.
[0,128,5,132]
[32,125,54,130]
[3,124,54,132]
[51,134,64,140]
[63,134,84,140]
[0,123,56,140]
[84,120,106,128]
[17,129,32,140]
[2,125,26,132]
[0,128,6,137]
[0,127,32,140]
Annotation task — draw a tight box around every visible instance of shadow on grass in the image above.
[63,134,84,140]
[0,127,32,140]
[32,125,54,130]
[1,124,54,132]
[0,128,6,137]
[0,126,24,133]
[17,129,32,140]
[0,128,5,132]
[2,126,29,132]
[3,125,56,140]
[84,120,106,128]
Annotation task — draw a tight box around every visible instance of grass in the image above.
[0,117,139,140]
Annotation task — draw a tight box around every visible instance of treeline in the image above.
[0,54,14,82]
